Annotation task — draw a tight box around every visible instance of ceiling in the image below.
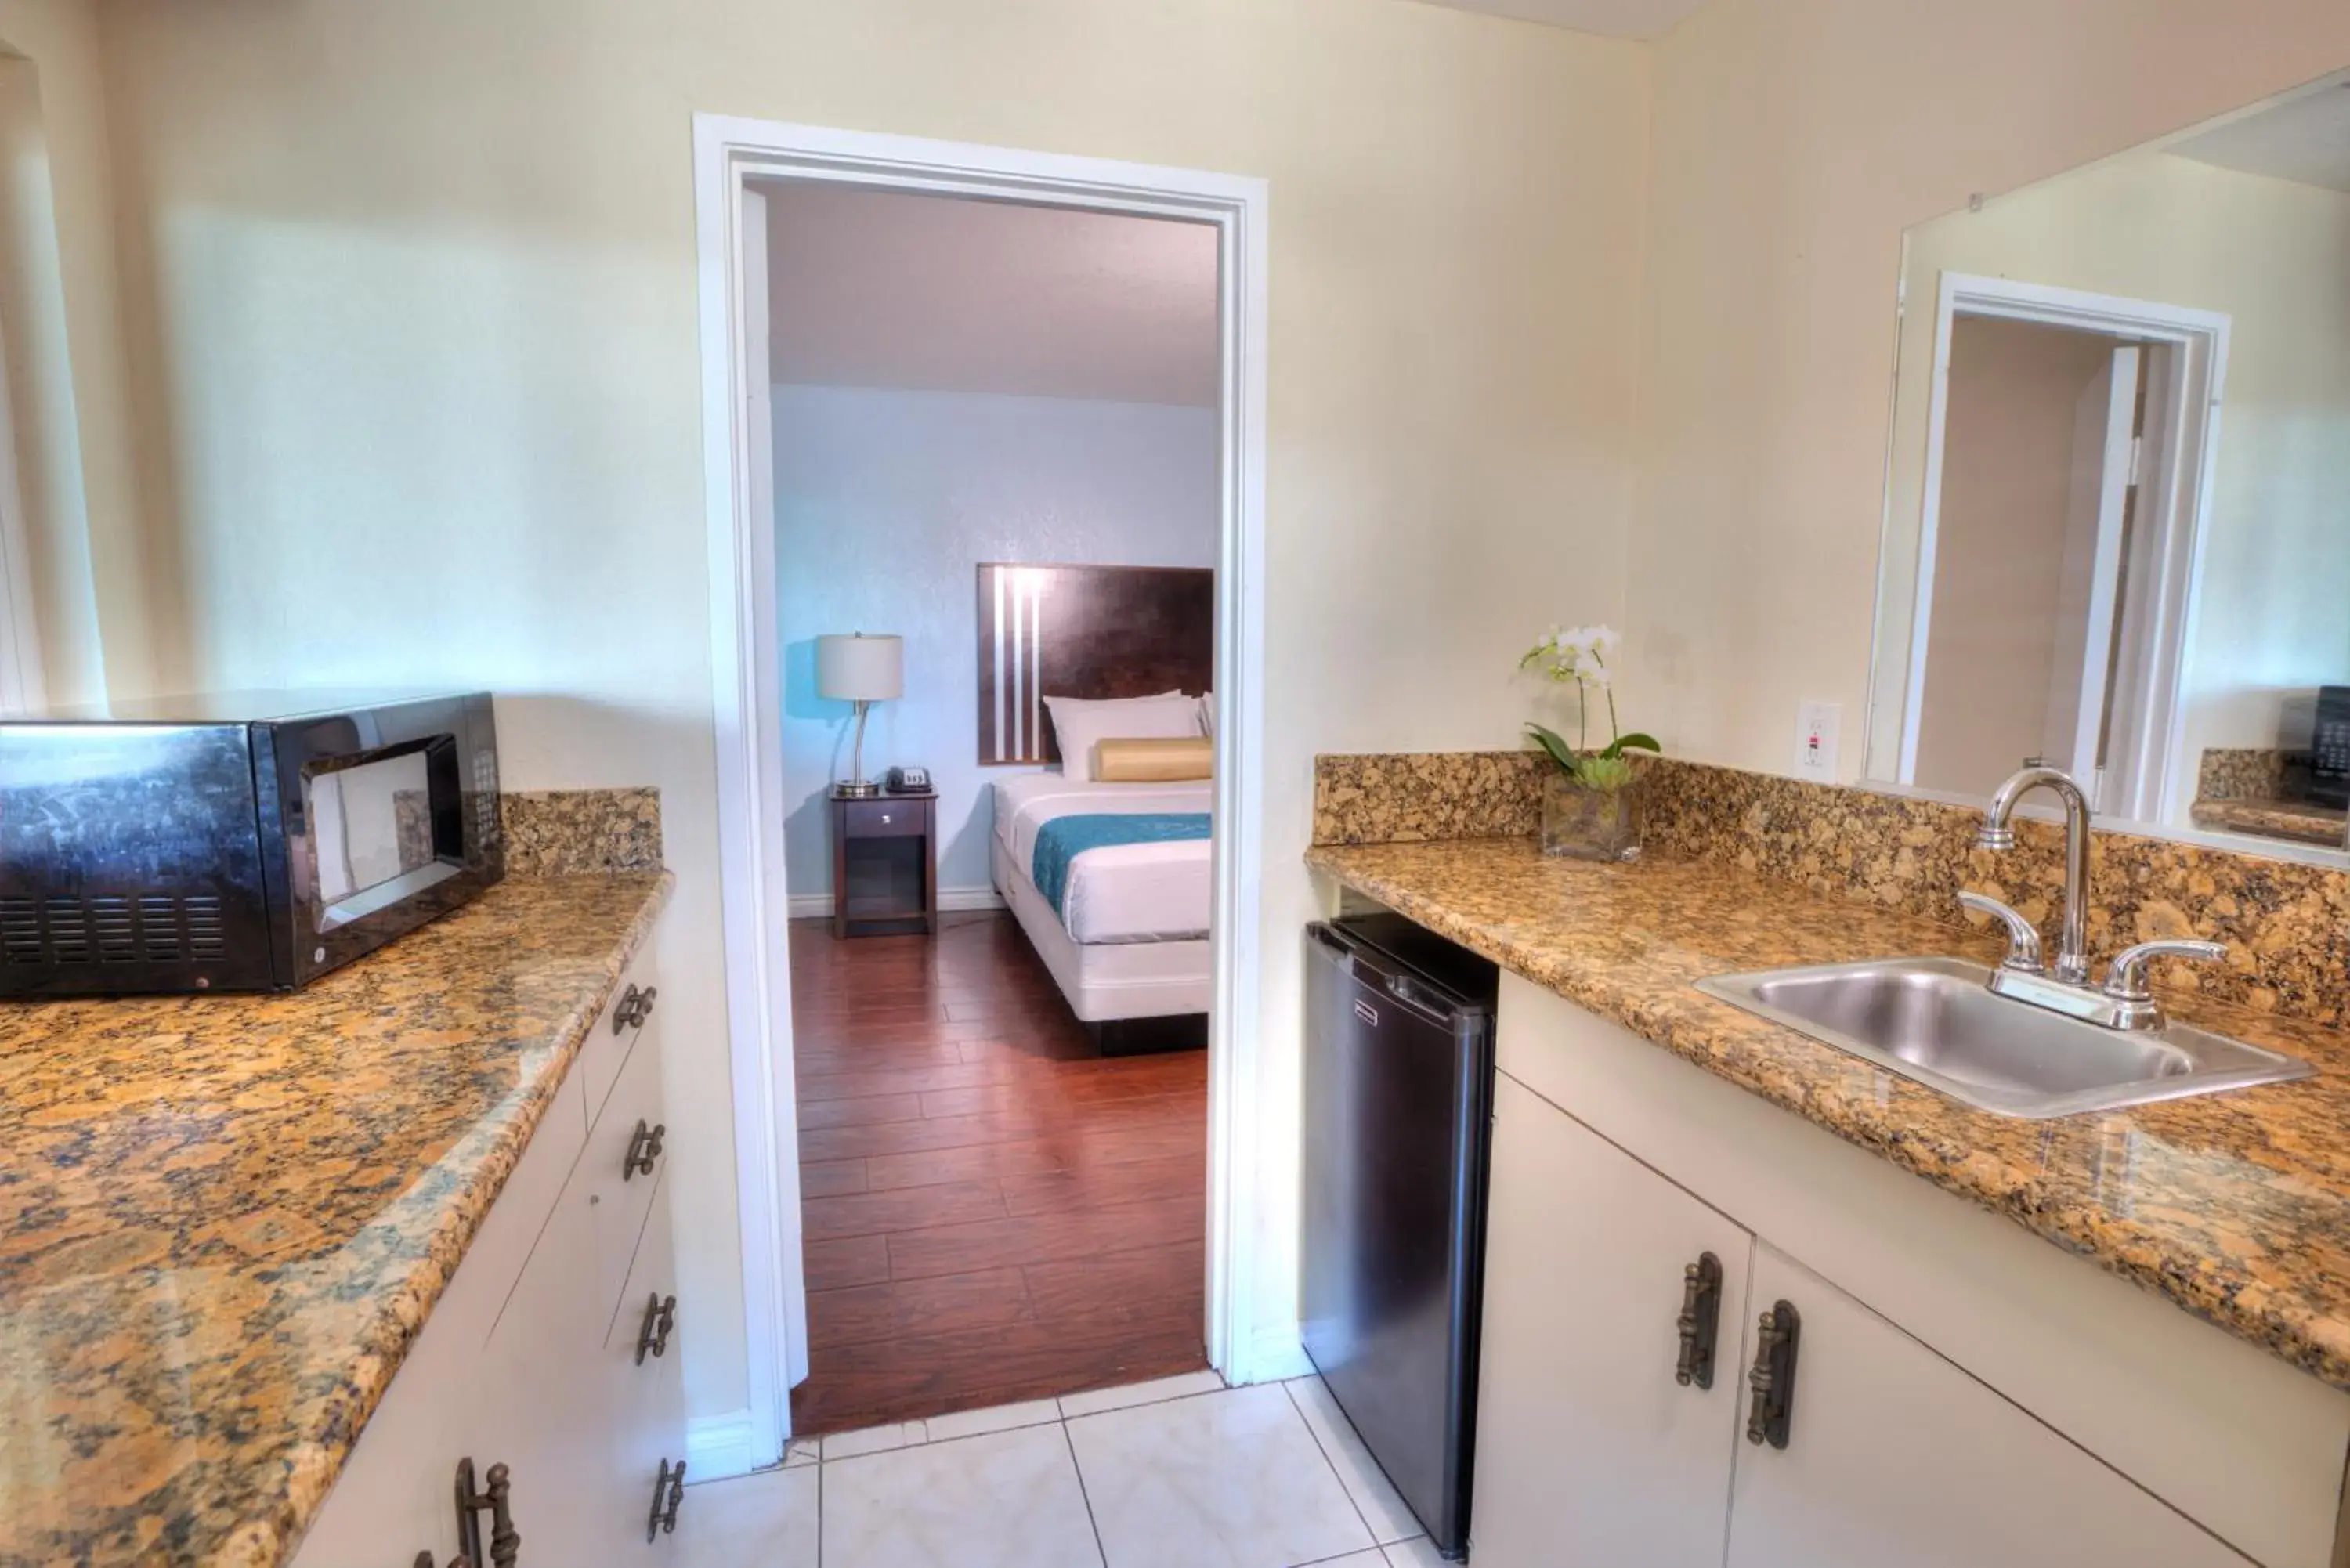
[761,182,1220,407]
[2168,80,2350,193]
[1406,0,1710,38]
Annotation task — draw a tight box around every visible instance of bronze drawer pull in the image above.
[1745,1300,1801,1450]
[635,1291,678,1365]
[624,1119,666,1180]
[647,1458,688,1542]
[612,982,659,1033]
[454,1457,519,1568]
[1675,1252,1723,1389]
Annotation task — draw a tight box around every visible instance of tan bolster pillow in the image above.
[1094,736,1213,782]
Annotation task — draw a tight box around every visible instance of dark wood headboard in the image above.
[976,563,1214,765]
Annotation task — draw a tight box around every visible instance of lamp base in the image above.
[831,780,884,800]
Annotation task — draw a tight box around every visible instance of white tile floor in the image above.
[675,1372,1449,1568]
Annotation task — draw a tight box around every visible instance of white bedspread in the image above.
[992,772,1212,945]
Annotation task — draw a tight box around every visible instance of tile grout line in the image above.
[1281,1378,1383,1551]
[1058,1416,1113,1568]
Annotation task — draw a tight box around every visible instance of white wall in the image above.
[1627,0,2350,782]
[773,385,1217,899]
[1875,152,2350,817]
[0,2,148,706]
[89,0,1650,1432]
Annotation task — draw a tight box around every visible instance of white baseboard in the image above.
[1231,1322,1313,1386]
[685,1408,772,1481]
[786,885,1005,919]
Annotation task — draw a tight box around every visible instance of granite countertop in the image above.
[2191,795,2347,849]
[1307,836,2350,1393]
[0,871,672,1567]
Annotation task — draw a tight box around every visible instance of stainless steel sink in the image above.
[1696,956,2314,1118]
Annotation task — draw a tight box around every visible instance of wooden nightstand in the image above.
[830,790,938,938]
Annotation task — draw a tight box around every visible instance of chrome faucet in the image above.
[1976,765,2094,982]
[1965,764,2226,1032]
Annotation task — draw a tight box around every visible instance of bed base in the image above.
[1087,1012,1209,1057]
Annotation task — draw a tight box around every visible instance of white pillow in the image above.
[1043,691,1203,781]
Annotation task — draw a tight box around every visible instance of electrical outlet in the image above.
[1794,701,1841,782]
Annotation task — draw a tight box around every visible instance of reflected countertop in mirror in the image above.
[1863,67,2350,867]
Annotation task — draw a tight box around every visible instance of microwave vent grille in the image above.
[1,898,39,965]
[90,898,136,963]
[0,894,229,966]
[185,896,226,959]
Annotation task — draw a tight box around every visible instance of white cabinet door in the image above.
[1726,1242,2255,1568]
[1471,1071,1754,1568]
[465,1163,611,1568]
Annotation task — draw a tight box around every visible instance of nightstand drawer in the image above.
[844,799,927,837]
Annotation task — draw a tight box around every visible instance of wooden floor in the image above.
[787,910,1209,1434]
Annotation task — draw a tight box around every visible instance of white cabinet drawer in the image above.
[604,1172,688,1560]
[574,948,660,1133]
[581,1021,669,1341]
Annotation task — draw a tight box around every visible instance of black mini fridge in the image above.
[1302,913,1499,1562]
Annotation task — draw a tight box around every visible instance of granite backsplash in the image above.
[1312,752,2350,1027]
[498,787,664,876]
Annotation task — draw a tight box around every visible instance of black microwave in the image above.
[1,691,503,996]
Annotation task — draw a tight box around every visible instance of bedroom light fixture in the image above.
[818,631,904,799]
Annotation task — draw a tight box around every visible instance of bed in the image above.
[991,771,1213,1052]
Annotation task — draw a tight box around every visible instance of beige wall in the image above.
[0,0,147,705]
[1911,317,2114,799]
[89,0,1650,1427]
[1627,0,2350,782]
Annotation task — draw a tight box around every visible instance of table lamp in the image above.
[817,632,903,799]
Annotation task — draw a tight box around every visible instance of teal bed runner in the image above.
[1031,813,1212,919]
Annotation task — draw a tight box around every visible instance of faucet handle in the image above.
[2103,939,2228,1003]
[1956,891,2044,974]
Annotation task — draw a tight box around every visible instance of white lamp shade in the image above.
[816,633,904,702]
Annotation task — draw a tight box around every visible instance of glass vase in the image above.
[1542,771,1643,862]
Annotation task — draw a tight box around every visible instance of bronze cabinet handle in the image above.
[1744,1300,1802,1450]
[1675,1252,1724,1389]
[635,1291,678,1365]
[646,1458,688,1542]
[624,1119,666,1180]
[612,983,660,1032]
[454,1457,519,1568]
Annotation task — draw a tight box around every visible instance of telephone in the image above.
[884,765,932,794]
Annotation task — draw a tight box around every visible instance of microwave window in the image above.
[306,749,457,930]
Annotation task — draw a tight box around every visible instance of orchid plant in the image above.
[1520,624,1660,793]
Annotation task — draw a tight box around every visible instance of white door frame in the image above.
[1898,270,2229,822]
[692,113,1271,1476]
[0,309,43,715]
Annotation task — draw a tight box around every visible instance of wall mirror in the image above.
[1864,68,2350,862]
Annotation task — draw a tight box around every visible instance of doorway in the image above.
[1898,272,2229,818]
[692,116,1271,1472]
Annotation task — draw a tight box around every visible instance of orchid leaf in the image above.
[1601,732,1662,760]
[1525,723,1579,775]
